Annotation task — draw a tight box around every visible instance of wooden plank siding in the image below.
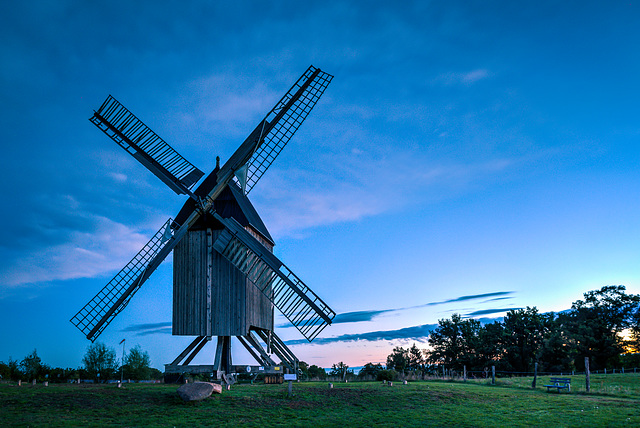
[173,227,273,337]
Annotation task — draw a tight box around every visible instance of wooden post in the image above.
[604,368,607,375]
[463,365,467,382]
[491,366,495,385]
[585,357,590,393]
[442,365,445,379]
[622,367,624,374]
[532,362,538,388]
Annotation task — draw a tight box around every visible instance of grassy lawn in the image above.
[1,375,639,427]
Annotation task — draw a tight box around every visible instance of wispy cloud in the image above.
[0,214,152,287]
[278,291,516,328]
[465,308,522,316]
[423,291,514,307]
[285,323,437,346]
[433,69,491,86]
[121,322,172,332]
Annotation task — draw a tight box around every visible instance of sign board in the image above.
[284,374,297,381]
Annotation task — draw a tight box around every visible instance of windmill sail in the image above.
[90,95,204,195]
[70,219,176,341]
[225,66,333,194]
[212,213,335,341]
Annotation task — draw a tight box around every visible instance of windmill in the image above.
[70,65,336,383]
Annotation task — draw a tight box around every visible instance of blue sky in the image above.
[1,1,640,370]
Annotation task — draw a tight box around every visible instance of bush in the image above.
[376,369,398,381]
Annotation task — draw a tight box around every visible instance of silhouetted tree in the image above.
[501,307,551,373]
[83,342,118,382]
[122,345,151,380]
[426,314,483,371]
[407,344,425,371]
[329,361,352,380]
[567,285,640,370]
[307,364,327,380]
[20,349,48,381]
[358,362,384,379]
[386,346,408,373]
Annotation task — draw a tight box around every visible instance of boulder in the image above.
[177,382,222,402]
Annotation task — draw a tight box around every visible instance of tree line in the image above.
[0,343,161,383]
[366,285,640,380]
[258,286,640,383]
[3,286,638,383]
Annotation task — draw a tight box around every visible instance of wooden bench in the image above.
[544,377,571,393]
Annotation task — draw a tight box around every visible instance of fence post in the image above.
[463,365,467,382]
[532,362,538,388]
[585,357,590,393]
[442,365,445,380]
[491,366,495,385]
[604,368,607,375]
[622,367,624,374]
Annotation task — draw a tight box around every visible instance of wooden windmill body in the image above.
[71,66,336,383]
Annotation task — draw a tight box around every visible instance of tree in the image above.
[476,321,505,369]
[567,285,640,370]
[83,342,118,382]
[307,364,327,380]
[123,345,151,380]
[502,307,551,373]
[20,349,45,381]
[0,357,22,381]
[329,361,351,380]
[537,312,576,373]
[357,362,384,379]
[386,346,408,373]
[407,344,425,371]
[426,314,483,371]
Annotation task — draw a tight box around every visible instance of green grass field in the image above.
[1,374,639,427]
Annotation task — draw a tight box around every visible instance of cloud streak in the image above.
[285,323,437,346]
[278,291,516,328]
[465,308,522,316]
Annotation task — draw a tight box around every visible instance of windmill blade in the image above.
[90,95,204,196]
[211,213,335,342]
[243,65,333,194]
[70,219,177,341]
[219,65,333,195]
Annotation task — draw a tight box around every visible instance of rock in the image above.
[177,382,222,402]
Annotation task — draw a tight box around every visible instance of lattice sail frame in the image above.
[212,214,335,341]
[242,66,333,194]
[70,219,174,342]
[91,95,204,194]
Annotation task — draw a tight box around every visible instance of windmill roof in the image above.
[173,166,274,246]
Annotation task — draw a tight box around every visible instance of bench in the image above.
[544,377,571,393]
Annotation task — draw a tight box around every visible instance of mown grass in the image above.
[1,375,639,427]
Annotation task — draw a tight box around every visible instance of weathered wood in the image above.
[173,229,273,337]
[585,357,591,392]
